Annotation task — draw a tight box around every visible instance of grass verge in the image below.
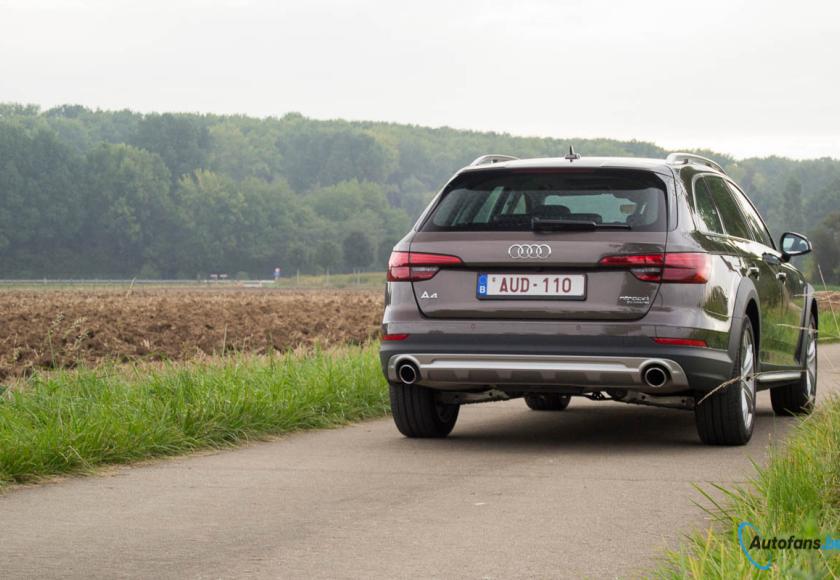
[0,343,389,488]
[657,396,840,577]
[820,312,840,343]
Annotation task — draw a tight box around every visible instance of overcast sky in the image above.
[1,0,838,159]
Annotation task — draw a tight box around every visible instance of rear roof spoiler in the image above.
[469,154,519,167]
[666,152,726,175]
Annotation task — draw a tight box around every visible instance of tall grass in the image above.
[821,315,840,343]
[819,293,840,343]
[657,396,840,577]
[0,344,389,487]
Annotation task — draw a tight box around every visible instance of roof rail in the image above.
[469,154,519,167]
[666,152,726,175]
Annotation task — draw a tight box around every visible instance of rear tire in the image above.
[389,383,459,438]
[771,315,817,415]
[525,394,571,411]
[694,318,757,446]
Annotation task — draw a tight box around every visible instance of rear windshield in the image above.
[422,170,667,232]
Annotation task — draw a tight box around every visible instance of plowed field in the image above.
[0,289,383,379]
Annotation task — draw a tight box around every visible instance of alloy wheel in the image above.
[740,330,756,430]
[805,322,817,400]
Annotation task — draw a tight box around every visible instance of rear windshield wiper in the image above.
[531,217,632,232]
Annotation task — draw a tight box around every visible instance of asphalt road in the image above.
[1,344,838,580]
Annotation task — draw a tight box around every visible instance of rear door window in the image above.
[704,176,751,240]
[692,178,725,234]
[424,170,667,232]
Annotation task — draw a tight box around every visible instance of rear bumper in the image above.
[385,352,690,392]
[380,336,733,393]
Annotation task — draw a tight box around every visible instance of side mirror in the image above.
[780,232,812,261]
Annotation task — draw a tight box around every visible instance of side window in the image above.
[705,176,751,240]
[692,178,725,234]
[726,181,774,248]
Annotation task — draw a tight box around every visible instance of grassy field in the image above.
[0,271,386,291]
[272,271,384,289]
[821,315,840,343]
[657,396,840,577]
[819,291,840,343]
[0,344,389,488]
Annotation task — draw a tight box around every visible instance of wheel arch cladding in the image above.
[796,286,819,364]
[745,300,761,355]
[729,279,760,366]
[809,286,819,328]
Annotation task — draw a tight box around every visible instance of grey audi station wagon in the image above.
[380,151,818,445]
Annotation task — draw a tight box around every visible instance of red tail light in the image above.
[598,253,664,282]
[381,333,410,341]
[387,251,463,282]
[598,253,710,284]
[660,253,711,283]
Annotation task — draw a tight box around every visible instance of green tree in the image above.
[0,103,40,117]
[806,179,840,228]
[84,143,174,274]
[284,241,314,274]
[207,121,283,182]
[377,237,399,267]
[781,177,804,233]
[276,120,396,191]
[809,212,840,284]
[4,103,840,279]
[0,124,85,275]
[130,113,210,181]
[314,240,342,273]
[343,231,373,271]
[173,171,309,276]
[173,170,250,273]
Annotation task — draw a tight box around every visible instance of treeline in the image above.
[0,103,838,280]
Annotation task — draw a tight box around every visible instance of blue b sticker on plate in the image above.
[477,274,488,296]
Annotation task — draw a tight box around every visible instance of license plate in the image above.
[477,273,586,299]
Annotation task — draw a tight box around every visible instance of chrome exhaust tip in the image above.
[643,365,669,388]
[397,361,419,385]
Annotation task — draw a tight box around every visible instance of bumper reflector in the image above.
[653,337,708,347]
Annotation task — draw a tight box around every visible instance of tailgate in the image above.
[407,167,671,321]
[410,231,666,320]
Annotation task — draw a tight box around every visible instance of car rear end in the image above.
[380,159,736,423]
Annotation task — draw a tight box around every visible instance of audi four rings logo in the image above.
[508,244,552,259]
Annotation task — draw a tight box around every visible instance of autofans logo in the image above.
[738,521,840,570]
[507,244,551,259]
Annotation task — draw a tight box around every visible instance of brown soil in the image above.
[0,288,383,380]
[817,291,839,310]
